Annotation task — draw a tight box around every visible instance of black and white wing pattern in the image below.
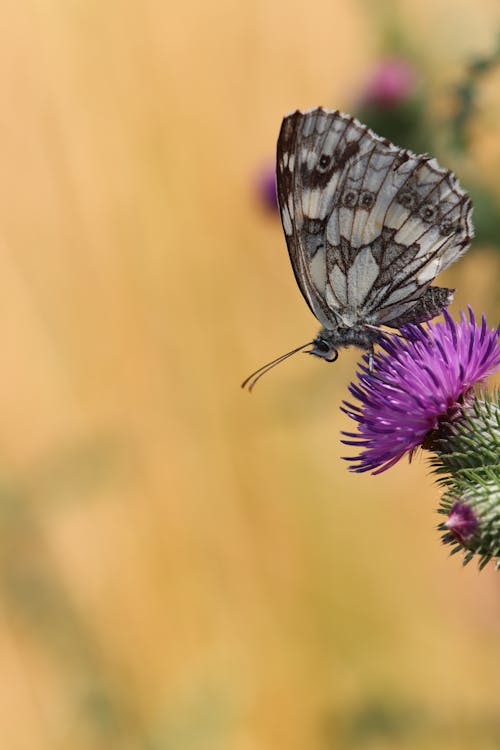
[276,108,473,335]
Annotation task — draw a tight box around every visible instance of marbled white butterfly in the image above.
[243,107,473,390]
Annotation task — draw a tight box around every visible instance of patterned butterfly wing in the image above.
[276,108,473,331]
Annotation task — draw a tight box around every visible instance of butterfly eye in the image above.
[359,190,375,209]
[342,189,358,207]
[310,338,339,362]
[420,203,437,222]
[317,154,332,172]
[315,339,330,353]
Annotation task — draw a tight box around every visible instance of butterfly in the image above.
[242,107,473,390]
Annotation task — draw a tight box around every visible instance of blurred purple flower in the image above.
[255,161,278,212]
[443,501,478,545]
[359,58,418,108]
[341,309,500,474]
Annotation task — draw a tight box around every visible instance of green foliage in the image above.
[449,37,500,153]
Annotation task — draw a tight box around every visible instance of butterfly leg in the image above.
[368,346,374,372]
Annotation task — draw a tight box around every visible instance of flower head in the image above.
[341,309,500,474]
[359,58,418,108]
[255,161,278,212]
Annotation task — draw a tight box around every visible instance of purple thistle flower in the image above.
[255,161,278,213]
[341,309,500,474]
[358,58,418,109]
[443,501,478,545]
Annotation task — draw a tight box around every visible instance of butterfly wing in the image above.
[277,108,365,327]
[276,108,473,329]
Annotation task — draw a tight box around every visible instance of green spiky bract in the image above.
[437,475,500,570]
[430,390,500,482]
[432,390,500,570]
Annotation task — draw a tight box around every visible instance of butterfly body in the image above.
[277,107,473,360]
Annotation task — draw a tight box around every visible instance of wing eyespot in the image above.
[439,220,453,235]
[359,190,375,209]
[316,154,332,173]
[398,188,418,210]
[420,203,437,222]
[342,189,358,207]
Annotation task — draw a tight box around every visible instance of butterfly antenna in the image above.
[241,342,314,392]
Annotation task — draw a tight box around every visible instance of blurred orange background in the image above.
[0,1,499,748]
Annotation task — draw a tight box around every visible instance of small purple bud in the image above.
[255,162,278,213]
[359,58,418,108]
[444,501,478,545]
